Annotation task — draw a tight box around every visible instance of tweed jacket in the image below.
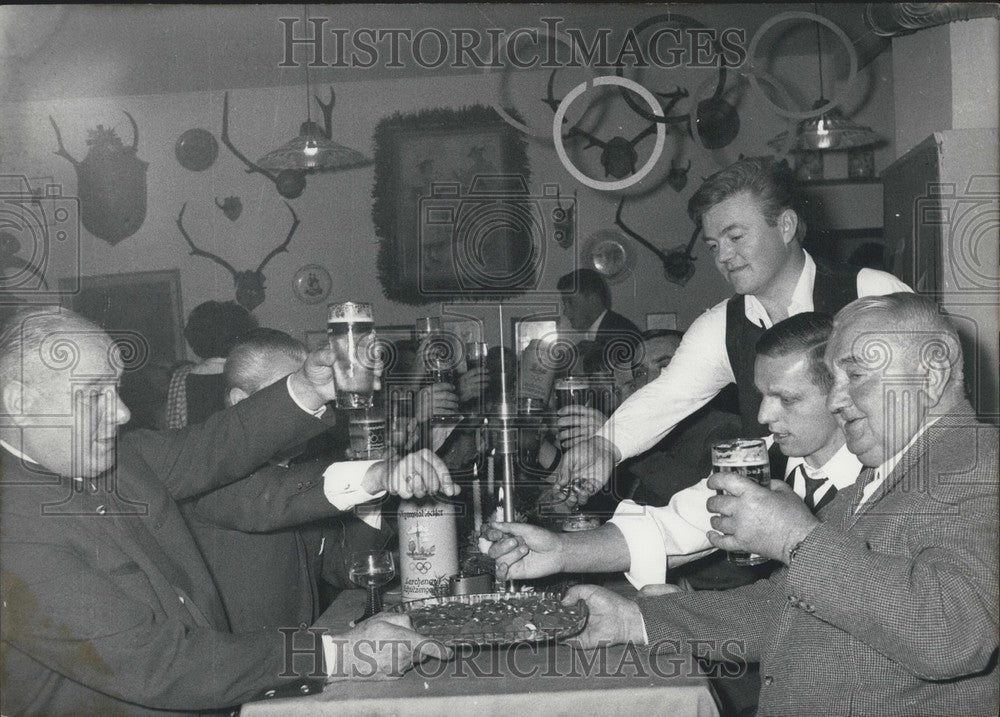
[637,401,999,716]
[0,380,333,716]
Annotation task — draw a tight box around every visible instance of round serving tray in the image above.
[388,591,588,647]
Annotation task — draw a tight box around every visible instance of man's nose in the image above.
[114,396,131,426]
[716,239,735,262]
[757,396,778,426]
[826,378,849,415]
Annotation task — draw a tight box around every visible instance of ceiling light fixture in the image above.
[255,4,371,174]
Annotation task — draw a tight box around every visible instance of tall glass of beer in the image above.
[711,438,771,566]
[327,301,376,409]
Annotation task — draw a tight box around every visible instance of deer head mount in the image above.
[49,111,148,245]
[613,14,740,151]
[544,70,689,180]
[615,197,700,286]
[176,202,299,311]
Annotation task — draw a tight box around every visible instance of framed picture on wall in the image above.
[372,105,538,305]
[59,269,185,366]
[59,269,185,431]
[512,318,559,355]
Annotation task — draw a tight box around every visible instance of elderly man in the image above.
[0,308,453,716]
[558,294,998,715]
[488,313,862,587]
[180,328,398,633]
[555,156,910,505]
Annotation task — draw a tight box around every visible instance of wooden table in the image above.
[242,590,721,716]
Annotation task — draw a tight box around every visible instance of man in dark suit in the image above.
[180,328,392,633]
[559,294,999,715]
[556,268,641,377]
[0,308,453,716]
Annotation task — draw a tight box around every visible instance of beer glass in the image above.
[348,409,386,460]
[554,376,592,412]
[414,316,441,343]
[711,438,771,566]
[518,339,555,415]
[465,341,488,371]
[327,301,376,409]
[555,376,615,415]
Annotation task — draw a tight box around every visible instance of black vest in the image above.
[724,260,861,436]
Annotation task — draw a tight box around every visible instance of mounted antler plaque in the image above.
[49,112,148,245]
[176,202,299,311]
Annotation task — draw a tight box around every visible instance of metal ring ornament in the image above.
[552,76,667,191]
[612,12,725,125]
[487,28,602,140]
[745,10,858,120]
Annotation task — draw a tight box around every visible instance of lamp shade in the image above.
[793,104,880,151]
[256,120,371,172]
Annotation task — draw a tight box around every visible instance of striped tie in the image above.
[793,464,830,512]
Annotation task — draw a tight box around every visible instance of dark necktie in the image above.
[792,463,831,512]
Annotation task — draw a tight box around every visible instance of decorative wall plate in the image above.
[584,229,633,284]
[175,128,218,171]
[292,264,332,304]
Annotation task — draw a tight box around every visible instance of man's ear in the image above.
[921,347,955,408]
[227,386,249,407]
[2,380,30,420]
[922,362,951,408]
[779,208,799,246]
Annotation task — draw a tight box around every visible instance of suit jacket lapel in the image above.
[847,403,975,525]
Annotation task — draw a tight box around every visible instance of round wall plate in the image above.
[292,264,332,304]
[175,128,218,171]
[584,230,633,284]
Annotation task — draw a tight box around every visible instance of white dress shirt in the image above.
[583,309,608,341]
[559,309,608,344]
[610,439,863,589]
[856,416,941,512]
[596,251,912,460]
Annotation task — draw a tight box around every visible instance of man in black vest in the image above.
[553,156,909,505]
[486,312,860,583]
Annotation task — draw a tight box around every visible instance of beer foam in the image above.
[712,439,768,465]
[328,301,373,322]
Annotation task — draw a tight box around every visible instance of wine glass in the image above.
[349,550,396,622]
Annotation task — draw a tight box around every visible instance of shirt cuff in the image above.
[286,375,327,419]
[608,500,668,589]
[594,421,626,464]
[323,460,385,510]
[321,634,339,677]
